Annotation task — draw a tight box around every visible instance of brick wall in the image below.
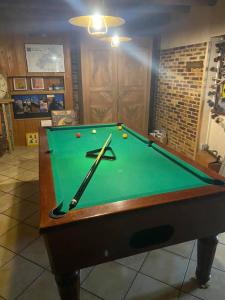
[154,42,207,158]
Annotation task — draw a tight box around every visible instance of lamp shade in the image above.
[69,15,125,28]
[100,36,132,47]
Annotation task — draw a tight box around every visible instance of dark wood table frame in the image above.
[39,127,225,300]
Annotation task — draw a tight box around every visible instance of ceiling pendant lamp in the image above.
[69,14,125,36]
[111,35,120,47]
[101,35,132,48]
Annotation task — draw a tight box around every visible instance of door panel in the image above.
[81,39,152,131]
[118,89,146,130]
[81,42,117,124]
[89,90,116,123]
[118,44,151,133]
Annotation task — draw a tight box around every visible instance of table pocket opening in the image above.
[129,225,174,249]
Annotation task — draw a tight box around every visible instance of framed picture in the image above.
[12,94,64,119]
[31,77,44,90]
[13,78,27,91]
[51,110,77,126]
[25,44,65,72]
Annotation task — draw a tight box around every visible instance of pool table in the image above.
[39,123,225,300]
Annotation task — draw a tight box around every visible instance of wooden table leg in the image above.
[195,235,218,287]
[55,270,80,300]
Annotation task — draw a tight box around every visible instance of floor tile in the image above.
[82,261,136,300]
[12,169,37,182]
[32,173,39,180]
[9,181,39,199]
[178,293,202,299]
[17,271,102,300]
[3,200,38,221]
[6,158,28,167]
[0,162,12,172]
[25,192,39,204]
[0,223,39,252]
[125,272,179,300]
[0,245,15,267]
[20,236,49,268]
[0,214,18,236]
[0,193,22,213]
[81,289,103,300]
[81,267,94,283]
[0,153,15,162]
[19,160,38,170]
[0,177,24,193]
[190,244,197,261]
[0,166,20,178]
[191,241,225,272]
[164,241,195,259]
[141,250,189,289]
[182,260,225,300]
[213,243,225,272]
[0,174,9,183]
[17,270,59,300]
[218,232,225,245]
[21,152,39,160]
[13,147,31,155]
[0,190,5,198]
[0,255,43,300]
[116,252,148,271]
[23,211,40,228]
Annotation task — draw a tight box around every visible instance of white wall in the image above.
[161,0,225,49]
[160,0,225,158]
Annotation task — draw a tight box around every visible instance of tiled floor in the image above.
[0,147,225,300]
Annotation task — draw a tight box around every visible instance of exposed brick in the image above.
[154,43,206,159]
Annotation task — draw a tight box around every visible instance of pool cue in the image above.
[69,133,112,209]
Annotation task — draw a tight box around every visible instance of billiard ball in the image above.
[92,129,96,134]
[122,133,128,139]
[118,126,122,130]
[76,133,81,138]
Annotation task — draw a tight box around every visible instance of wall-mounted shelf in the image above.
[8,73,65,77]
[11,90,65,95]
[10,75,65,120]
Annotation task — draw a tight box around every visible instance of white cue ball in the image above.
[92,129,96,134]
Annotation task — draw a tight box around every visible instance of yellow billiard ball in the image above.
[118,126,122,130]
[122,133,128,139]
[92,129,96,134]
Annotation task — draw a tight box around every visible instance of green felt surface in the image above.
[47,123,212,213]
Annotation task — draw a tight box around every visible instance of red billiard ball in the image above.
[76,133,81,138]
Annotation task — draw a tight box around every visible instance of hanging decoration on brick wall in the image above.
[207,37,225,126]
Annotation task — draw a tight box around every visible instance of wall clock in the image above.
[0,74,7,99]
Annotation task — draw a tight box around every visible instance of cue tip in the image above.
[69,198,78,210]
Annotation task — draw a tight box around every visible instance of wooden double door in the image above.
[81,38,152,133]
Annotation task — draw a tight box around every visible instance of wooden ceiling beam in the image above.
[110,0,217,7]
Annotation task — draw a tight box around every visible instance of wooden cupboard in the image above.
[81,38,152,133]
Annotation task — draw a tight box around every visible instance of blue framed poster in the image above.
[12,94,64,119]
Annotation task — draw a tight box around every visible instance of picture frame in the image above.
[13,77,27,91]
[31,77,44,90]
[25,44,65,73]
[12,93,64,119]
[51,110,77,126]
